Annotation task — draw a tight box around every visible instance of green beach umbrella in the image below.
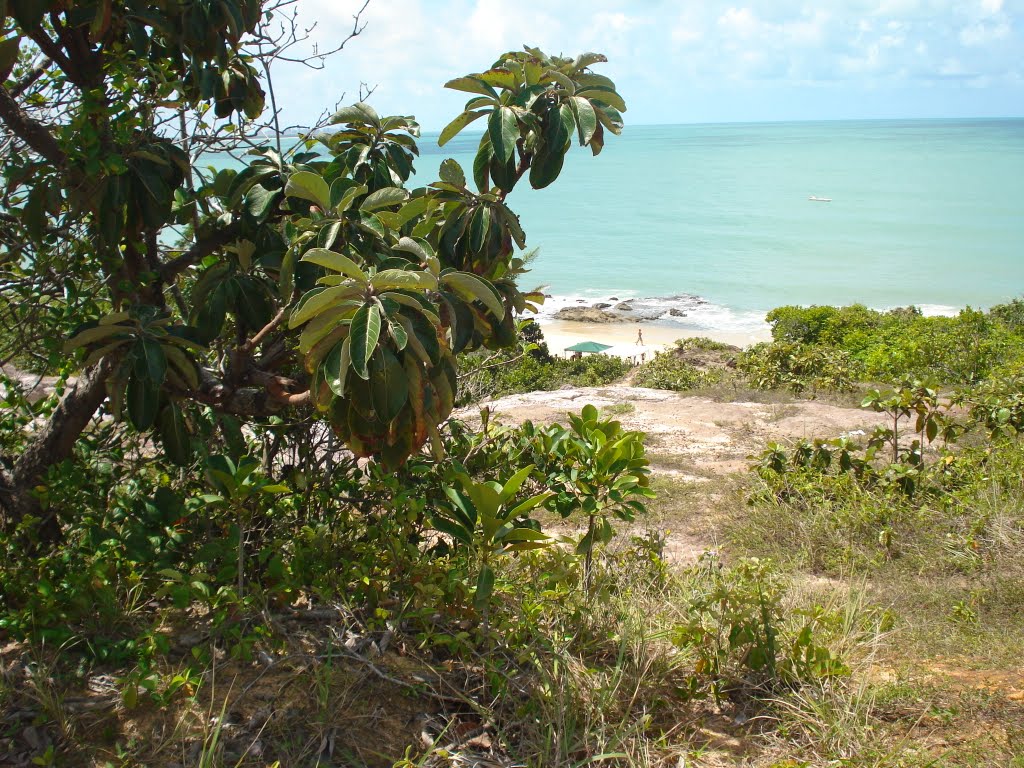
[564,341,613,354]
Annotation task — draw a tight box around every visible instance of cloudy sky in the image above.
[271,0,1023,130]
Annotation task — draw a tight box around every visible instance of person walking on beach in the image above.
[636,328,644,345]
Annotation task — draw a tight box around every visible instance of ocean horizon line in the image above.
[269,114,1024,141]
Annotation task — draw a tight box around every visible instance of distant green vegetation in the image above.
[739,301,1024,393]
[633,337,735,391]
[459,322,630,402]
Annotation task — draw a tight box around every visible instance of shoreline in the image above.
[536,318,771,359]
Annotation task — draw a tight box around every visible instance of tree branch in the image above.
[158,220,243,282]
[9,58,52,99]
[1,357,115,533]
[0,84,66,165]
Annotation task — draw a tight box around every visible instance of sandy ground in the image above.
[461,385,890,564]
[536,319,770,359]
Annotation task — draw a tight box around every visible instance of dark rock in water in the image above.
[609,297,619,301]
[668,308,687,317]
[554,307,628,323]
[615,301,633,311]
[593,302,611,310]
[576,299,586,303]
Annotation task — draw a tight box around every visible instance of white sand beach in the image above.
[536,319,770,359]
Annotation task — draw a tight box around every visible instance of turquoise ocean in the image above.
[410,118,1024,335]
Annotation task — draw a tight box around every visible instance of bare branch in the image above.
[0,84,65,165]
[9,57,52,99]
[158,219,244,283]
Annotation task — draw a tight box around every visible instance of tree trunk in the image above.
[0,359,112,538]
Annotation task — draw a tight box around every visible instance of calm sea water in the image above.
[415,118,1024,333]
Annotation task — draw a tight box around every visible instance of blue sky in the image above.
[273,0,1024,130]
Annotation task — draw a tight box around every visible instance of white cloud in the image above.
[264,0,1024,127]
[960,20,1012,44]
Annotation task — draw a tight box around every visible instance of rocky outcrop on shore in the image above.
[553,306,638,323]
[552,294,710,323]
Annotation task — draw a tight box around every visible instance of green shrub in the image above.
[672,554,849,701]
[747,300,1024,391]
[738,341,862,393]
[462,352,630,403]
[674,336,734,352]
[633,349,724,391]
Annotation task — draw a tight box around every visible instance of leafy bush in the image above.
[738,341,862,393]
[674,336,734,352]
[633,350,724,391]
[745,301,1024,392]
[673,554,849,701]
[462,349,630,403]
[742,379,1024,574]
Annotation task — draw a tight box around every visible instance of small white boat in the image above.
[809,195,832,202]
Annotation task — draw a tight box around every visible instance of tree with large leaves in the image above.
[0,0,626,537]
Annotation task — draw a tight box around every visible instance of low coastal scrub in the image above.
[633,337,737,391]
[739,301,1024,393]
[459,322,630,402]
[743,374,1024,573]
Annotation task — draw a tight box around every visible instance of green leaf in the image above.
[359,186,409,212]
[285,170,331,210]
[473,136,493,192]
[571,96,598,145]
[158,402,191,466]
[330,102,381,126]
[500,464,535,503]
[279,248,297,301]
[529,106,571,189]
[479,68,519,90]
[244,185,282,222]
[543,69,575,93]
[125,374,160,431]
[495,204,526,249]
[371,348,408,422]
[431,515,474,547]
[389,318,408,350]
[593,102,624,135]
[574,52,609,69]
[577,87,627,113]
[488,106,519,164]
[438,109,490,147]
[232,276,272,332]
[334,181,369,212]
[474,564,495,611]
[575,73,616,90]
[469,205,492,253]
[441,271,505,320]
[349,303,382,380]
[507,492,555,519]
[499,527,550,543]
[193,283,228,343]
[324,336,351,397]
[378,195,429,230]
[64,323,130,352]
[438,158,466,188]
[444,76,498,98]
[300,248,369,282]
[133,338,167,386]
[288,284,364,328]
[369,269,438,292]
[393,236,438,272]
